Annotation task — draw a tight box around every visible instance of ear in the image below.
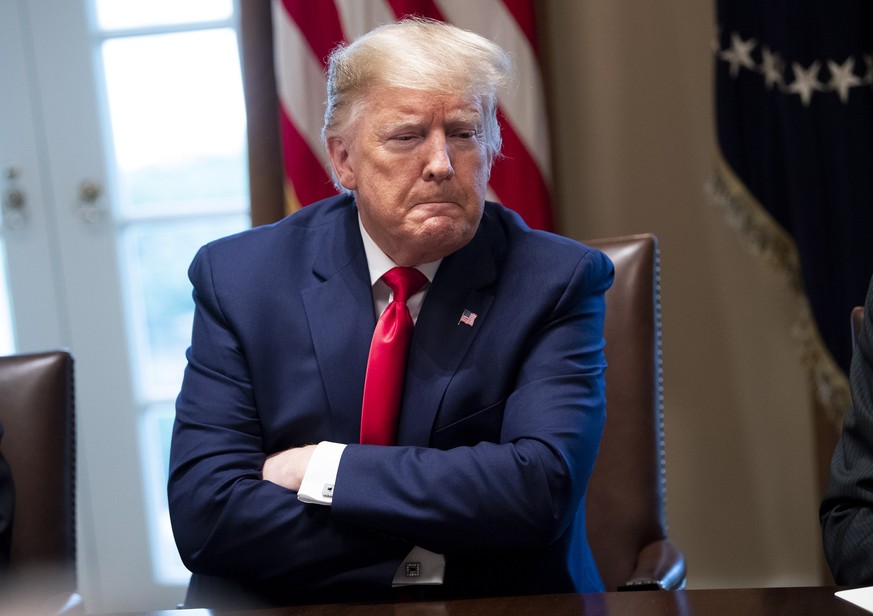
[326,137,357,191]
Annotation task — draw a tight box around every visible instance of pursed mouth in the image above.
[413,200,461,208]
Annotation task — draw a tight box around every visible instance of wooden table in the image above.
[100,587,868,616]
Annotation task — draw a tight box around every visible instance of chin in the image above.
[414,220,476,258]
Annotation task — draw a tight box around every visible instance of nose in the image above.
[422,132,454,181]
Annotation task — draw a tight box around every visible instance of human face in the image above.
[326,87,492,266]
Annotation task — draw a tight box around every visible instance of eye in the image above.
[385,130,422,145]
[450,126,481,141]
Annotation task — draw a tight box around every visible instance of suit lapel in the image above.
[398,214,504,446]
[301,204,374,443]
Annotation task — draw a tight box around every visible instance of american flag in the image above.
[458,309,477,327]
[272,0,553,231]
[710,0,873,417]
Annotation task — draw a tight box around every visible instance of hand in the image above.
[262,444,317,492]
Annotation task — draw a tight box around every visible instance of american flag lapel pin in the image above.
[458,309,478,327]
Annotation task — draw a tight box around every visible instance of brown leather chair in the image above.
[0,350,78,609]
[584,234,686,591]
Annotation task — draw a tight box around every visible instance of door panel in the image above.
[0,0,249,610]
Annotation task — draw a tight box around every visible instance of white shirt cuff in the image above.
[392,546,446,586]
[297,441,346,505]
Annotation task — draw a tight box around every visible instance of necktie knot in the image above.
[382,267,428,305]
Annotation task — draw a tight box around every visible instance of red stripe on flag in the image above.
[280,0,345,67]
[490,108,553,231]
[278,110,336,207]
[386,0,445,21]
[499,0,540,53]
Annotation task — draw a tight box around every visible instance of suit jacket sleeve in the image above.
[169,242,407,592]
[821,275,873,585]
[333,246,613,553]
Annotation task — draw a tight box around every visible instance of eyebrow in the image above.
[381,109,483,132]
[380,118,424,133]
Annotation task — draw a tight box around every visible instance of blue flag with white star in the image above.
[710,0,873,413]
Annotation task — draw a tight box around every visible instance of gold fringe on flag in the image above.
[283,178,303,216]
[705,155,851,431]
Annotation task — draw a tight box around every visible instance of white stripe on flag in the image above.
[272,1,331,169]
[334,0,395,41]
[435,0,551,184]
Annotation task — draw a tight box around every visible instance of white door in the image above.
[0,0,250,611]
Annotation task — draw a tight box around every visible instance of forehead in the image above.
[360,87,484,123]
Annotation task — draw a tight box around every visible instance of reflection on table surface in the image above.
[92,586,866,616]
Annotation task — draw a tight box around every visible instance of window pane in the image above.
[121,215,248,403]
[94,0,233,31]
[139,402,189,585]
[101,29,248,218]
[0,244,15,355]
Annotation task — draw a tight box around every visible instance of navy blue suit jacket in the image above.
[169,194,613,607]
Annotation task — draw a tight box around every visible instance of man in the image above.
[821,274,873,584]
[169,18,613,608]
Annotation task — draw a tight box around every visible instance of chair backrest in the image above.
[0,350,75,585]
[584,234,668,591]
[852,306,864,349]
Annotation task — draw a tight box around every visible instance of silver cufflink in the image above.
[322,483,334,498]
[405,562,421,577]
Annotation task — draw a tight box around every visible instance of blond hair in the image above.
[322,18,512,160]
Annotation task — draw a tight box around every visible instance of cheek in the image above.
[477,166,491,189]
[368,176,409,210]
[460,149,491,189]
[467,163,491,197]
[368,155,417,190]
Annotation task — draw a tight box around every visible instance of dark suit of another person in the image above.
[822,274,873,583]
[168,195,612,606]
[0,424,14,571]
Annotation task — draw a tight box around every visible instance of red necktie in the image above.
[360,267,428,445]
